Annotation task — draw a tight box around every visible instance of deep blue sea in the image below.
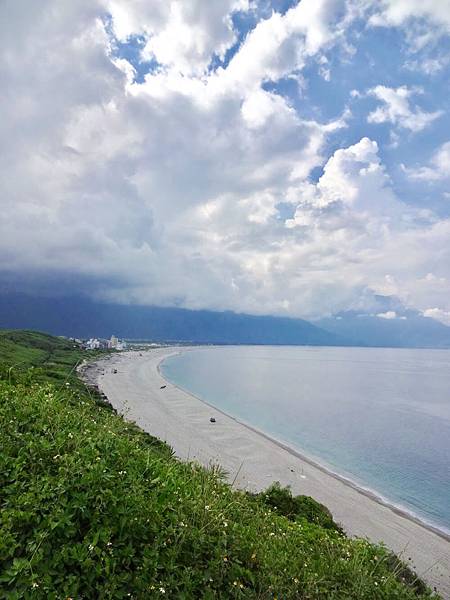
[160,346,450,534]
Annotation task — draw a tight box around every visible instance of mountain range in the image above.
[1,293,450,349]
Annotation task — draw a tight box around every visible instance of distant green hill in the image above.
[0,329,85,387]
[0,331,438,598]
[0,329,77,366]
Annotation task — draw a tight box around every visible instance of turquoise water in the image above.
[160,346,450,534]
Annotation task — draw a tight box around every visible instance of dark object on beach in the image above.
[113,369,117,373]
[210,417,216,423]
[160,385,166,389]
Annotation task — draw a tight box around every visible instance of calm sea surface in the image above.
[160,346,450,534]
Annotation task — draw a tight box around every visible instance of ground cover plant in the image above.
[252,482,343,534]
[0,330,440,598]
[0,329,105,390]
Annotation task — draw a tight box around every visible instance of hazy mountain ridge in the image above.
[1,293,450,348]
[317,311,450,349]
[0,294,348,346]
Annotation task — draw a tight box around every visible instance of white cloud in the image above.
[366,0,450,54]
[377,311,406,319]
[283,138,450,319]
[107,0,250,76]
[403,142,450,181]
[1,0,450,325]
[240,89,295,129]
[367,85,442,132]
[368,0,450,31]
[316,137,393,208]
[286,137,402,215]
[404,55,450,75]
[423,308,450,326]
[214,0,349,93]
[0,0,347,314]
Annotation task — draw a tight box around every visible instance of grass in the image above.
[0,329,82,368]
[0,329,104,391]
[0,330,440,599]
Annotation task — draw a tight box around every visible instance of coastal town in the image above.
[74,335,127,351]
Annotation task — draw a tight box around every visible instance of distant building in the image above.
[85,338,101,350]
[82,335,126,351]
[108,335,127,350]
[108,335,119,349]
[116,340,127,350]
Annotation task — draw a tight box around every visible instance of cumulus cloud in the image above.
[0,0,350,308]
[1,0,450,326]
[283,138,450,320]
[367,86,443,132]
[314,137,397,209]
[219,0,348,91]
[107,0,251,75]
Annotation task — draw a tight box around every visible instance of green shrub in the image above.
[255,482,343,533]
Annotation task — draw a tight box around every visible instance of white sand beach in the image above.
[85,348,450,598]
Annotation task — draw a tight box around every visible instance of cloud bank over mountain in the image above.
[1,0,449,324]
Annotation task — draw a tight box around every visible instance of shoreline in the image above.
[89,347,450,597]
[158,351,450,543]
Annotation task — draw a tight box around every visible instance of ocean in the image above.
[160,345,450,535]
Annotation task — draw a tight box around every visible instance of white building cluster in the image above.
[84,335,127,351]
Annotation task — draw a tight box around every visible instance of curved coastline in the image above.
[158,350,450,542]
[92,347,450,597]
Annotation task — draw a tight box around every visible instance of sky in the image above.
[1,0,450,324]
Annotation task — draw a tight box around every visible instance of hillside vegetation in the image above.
[0,330,439,598]
[0,329,90,388]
